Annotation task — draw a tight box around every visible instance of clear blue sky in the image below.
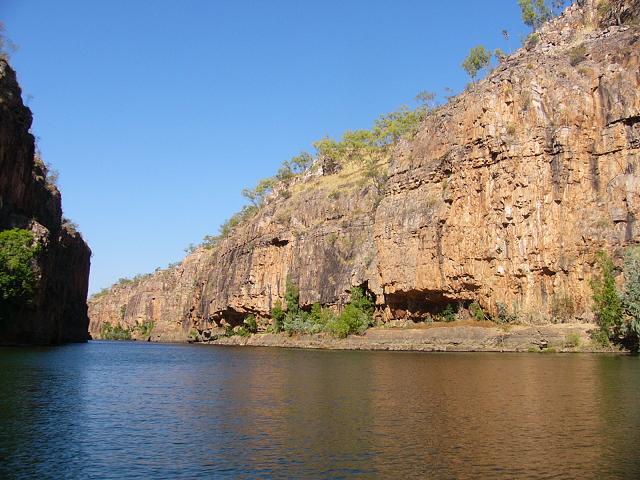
[2,0,531,294]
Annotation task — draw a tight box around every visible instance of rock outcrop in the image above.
[89,0,640,342]
[0,58,91,344]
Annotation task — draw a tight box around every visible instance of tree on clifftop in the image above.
[0,22,18,60]
[462,45,491,81]
[518,0,573,31]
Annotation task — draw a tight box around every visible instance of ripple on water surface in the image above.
[1,341,639,479]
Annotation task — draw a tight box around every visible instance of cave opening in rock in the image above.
[384,290,471,321]
[213,307,249,328]
[269,237,289,247]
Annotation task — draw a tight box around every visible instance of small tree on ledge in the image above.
[462,45,491,81]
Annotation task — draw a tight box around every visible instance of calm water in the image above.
[0,342,639,479]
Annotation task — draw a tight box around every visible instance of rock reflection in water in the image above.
[0,343,639,479]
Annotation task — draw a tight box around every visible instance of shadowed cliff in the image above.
[0,59,91,345]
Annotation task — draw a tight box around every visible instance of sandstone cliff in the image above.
[89,0,640,342]
[0,59,91,344]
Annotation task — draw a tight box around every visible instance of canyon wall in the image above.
[89,0,640,341]
[0,59,91,344]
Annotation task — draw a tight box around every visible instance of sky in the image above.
[1,0,531,294]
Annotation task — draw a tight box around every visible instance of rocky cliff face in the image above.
[89,0,640,341]
[0,59,91,344]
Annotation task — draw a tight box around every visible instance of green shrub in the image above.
[564,332,581,348]
[282,300,333,336]
[313,104,428,169]
[518,0,551,31]
[326,313,351,338]
[591,251,623,335]
[525,32,540,47]
[438,304,458,322]
[243,314,258,333]
[284,278,300,314]
[235,326,251,337]
[242,178,277,207]
[135,320,155,337]
[462,45,491,80]
[284,309,326,335]
[218,205,258,238]
[590,329,610,348]
[276,283,374,338]
[100,321,132,340]
[469,301,485,321]
[326,287,374,338]
[270,300,285,333]
[620,246,640,347]
[0,228,40,316]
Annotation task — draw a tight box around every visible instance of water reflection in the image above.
[0,343,638,479]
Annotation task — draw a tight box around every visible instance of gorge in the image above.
[87,0,640,349]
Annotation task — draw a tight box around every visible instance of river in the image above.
[1,341,638,479]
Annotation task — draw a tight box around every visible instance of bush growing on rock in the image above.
[270,300,285,333]
[268,282,374,338]
[589,328,610,348]
[284,279,300,314]
[100,321,132,340]
[437,304,458,322]
[590,251,623,335]
[564,331,581,348]
[281,281,329,335]
[462,45,491,80]
[135,320,155,337]
[518,0,573,31]
[0,228,40,317]
[518,0,552,30]
[243,314,258,333]
[284,309,327,335]
[0,22,18,60]
[199,91,437,249]
[620,247,640,348]
[469,301,485,321]
[326,287,374,338]
[291,152,314,174]
[590,248,640,350]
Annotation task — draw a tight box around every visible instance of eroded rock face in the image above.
[376,3,640,321]
[0,59,91,344]
[89,0,640,341]
[89,172,380,340]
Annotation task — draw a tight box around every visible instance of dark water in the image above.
[1,342,639,479]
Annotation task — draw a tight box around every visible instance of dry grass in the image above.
[291,157,387,197]
[410,319,500,330]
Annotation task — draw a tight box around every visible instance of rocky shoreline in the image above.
[190,323,623,353]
